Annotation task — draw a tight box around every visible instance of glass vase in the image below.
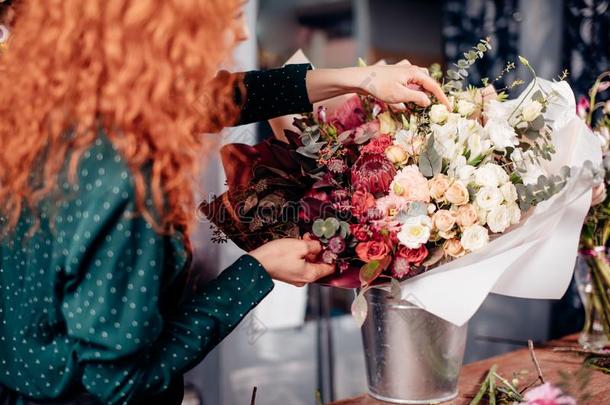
[574,249,610,350]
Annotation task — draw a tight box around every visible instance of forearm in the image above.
[305,67,366,104]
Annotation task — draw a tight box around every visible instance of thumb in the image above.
[303,239,323,256]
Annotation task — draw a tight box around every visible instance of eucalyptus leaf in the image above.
[418,136,442,178]
[530,115,545,131]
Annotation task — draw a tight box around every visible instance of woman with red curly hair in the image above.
[0,1,448,404]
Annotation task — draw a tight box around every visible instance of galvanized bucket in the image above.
[360,288,468,404]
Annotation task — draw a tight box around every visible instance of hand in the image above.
[306,63,450,109]
[249,239,334,287]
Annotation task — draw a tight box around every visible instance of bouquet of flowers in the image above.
[201,41,600,325]
[577,71,610,341]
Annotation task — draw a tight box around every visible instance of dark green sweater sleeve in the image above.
[59,165,274,404]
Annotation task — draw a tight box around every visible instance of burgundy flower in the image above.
[331,189,349,202]
[328,95,365,131]
[351,224,370,242]
[351,154,396,195]
[322,250,338,264]
[361,134,393,155]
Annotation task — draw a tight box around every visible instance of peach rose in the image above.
[432,209,455,232]
[356,241,390,262]
[443,238,465,258]
[444,180,469,205]
[456,204,478,228]
[428,174,451,201]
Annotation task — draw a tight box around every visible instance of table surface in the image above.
[329,335,610,404]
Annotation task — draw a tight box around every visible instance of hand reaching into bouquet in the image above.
[249,239,334,287]
[306,61,451,109]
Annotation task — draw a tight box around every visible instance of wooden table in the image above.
[330,335,609,404]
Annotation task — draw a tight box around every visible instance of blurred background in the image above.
[186,1,610,404]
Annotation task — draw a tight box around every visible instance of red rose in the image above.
[397,245,429,266]
[351,190,375,217]
[361,134,393,155]
[356,241,390,262]
[351,224,370,242]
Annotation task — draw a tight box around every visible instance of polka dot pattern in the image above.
[237,63,313,125]
[0,136,274,404]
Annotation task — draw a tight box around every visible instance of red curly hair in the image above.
[0,0,241,236]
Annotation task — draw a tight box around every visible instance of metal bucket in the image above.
[360,288,468,404]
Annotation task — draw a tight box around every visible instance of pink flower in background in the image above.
[329,95,365,130]
[390,165,431,202]
[521,383,577,405]
[361,134,393,155]
[576,96,589,119]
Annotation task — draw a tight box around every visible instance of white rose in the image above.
[457,99,476,117]
[457,164,476,182]
[457,118,482,144]
[398,215,432,249]
[521,100,543,122]
[500,182,518,202]
[474,203,488,225]
[429,104,449,124]
[507,202,522,225]
[475,186,504,211]
[484,119,519,151]
[486,204,511,233]
[474,164,500,187]
[491,164,510,185]
[436,136,459,160]
[460,224,489,251]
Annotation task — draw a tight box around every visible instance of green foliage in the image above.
[418,135,442,178]
[444,38,492,92]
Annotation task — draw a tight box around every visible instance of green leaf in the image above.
[418,136,442,178]
[351,292,368,328]
[339,221,350,238]
[323,218,340,238]
[359,256,391,286]
[518,55,530,66]
[530,115,545,131]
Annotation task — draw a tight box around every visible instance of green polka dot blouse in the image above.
[0,136,274,404]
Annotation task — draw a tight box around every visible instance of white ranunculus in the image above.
[474,164,501,187]
[429,104,449,124]
[507,202,522,225]
[457,99,476,117]
[460,224,489,251]
[500,182,518,202]
[484,99,511,122]
[467,133,492,161]
[456,118,483,144]
[521,100,543,122]
[484,119,519,151]
[475,186,504,211]
[486,204,511,233]
[398,215,432,249]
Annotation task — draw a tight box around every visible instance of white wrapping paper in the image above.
[391,79,602,326]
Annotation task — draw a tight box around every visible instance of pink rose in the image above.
[351,224,371,242]
[397,245,429,265]
[390,165,431,202]
[356,241,390,262]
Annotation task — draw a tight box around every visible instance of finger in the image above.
[373,59,388,66]
[292,282,306,288]
[389,102,407,112]
[303,239,323,256]
[409,70,450,108]
[303,233,313,241]
[397,59,411,66]
[305,262,335,282]
[396,85,431,107]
